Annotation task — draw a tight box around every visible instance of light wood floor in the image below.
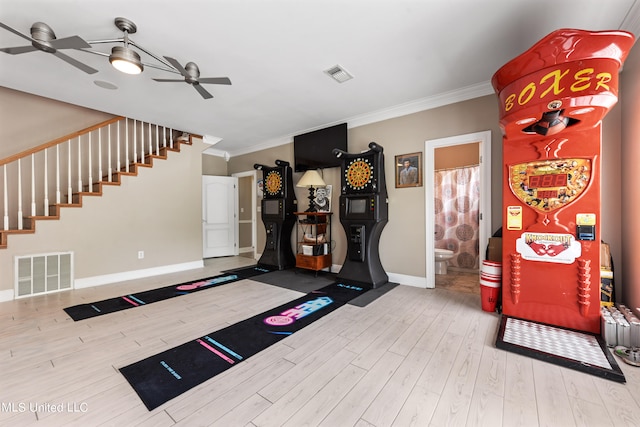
[1,256,640,426]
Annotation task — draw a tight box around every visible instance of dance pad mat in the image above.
[120,281,367,410]
[496,315,625,383]
[64,265,272,321]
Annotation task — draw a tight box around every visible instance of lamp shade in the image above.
[296,170,326,187]
[109,46,143,74]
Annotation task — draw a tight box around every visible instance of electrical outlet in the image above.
[138,251,144,259]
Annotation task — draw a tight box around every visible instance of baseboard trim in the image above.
[0,289,14,302]
[388,272,429,288]
[330,263,428,288]
[74,260,204,289]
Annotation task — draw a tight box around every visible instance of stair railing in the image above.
[0,117,183,236]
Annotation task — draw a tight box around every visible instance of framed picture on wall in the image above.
[395,152,423,188]
[313,185,332,212]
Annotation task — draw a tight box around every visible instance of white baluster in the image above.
[77,136,82,194]
[55,144,61,205]
[17,158,23,230]
[133,120,138,165]
[43,149,49,216]
[3,165,8,230]
[31,154,36,217]
[140,120,146,165]
[163,127,167,149]
[155,125,159,155]
[88,133,93,193]
[108,124,113,182]
[67,139,72,204]
[98,128,103,185]
[125,119,130,172]
[169,128,173,149]
[117,121,121,174]
[148,122,152,159]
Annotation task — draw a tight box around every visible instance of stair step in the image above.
[0,133,196,249]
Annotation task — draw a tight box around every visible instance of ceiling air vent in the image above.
[324,65,353,83]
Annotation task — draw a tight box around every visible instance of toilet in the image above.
[434,248,455,275]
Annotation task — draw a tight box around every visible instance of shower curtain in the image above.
[434,165,480,270]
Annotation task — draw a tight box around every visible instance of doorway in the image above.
[232,170,257,260]
[424,131,491,289]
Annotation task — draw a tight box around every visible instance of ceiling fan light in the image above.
[109,46,143,74]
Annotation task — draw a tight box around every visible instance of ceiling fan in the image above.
[154,56,231,99]
[0,21,98,74]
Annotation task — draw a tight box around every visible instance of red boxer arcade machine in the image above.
[492,29,634,380]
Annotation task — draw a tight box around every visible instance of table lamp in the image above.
[296,170,326,212]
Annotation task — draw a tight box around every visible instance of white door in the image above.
[203,176,238,258]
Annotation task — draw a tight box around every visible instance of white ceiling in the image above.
[1,0,639,158]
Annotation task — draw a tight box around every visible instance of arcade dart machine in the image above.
[492,29,634,381]
[254,160,297,270]
[333,142,389,289]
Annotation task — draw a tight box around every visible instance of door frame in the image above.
[232,170,257,260]
[424,130,492,288]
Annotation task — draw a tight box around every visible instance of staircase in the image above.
[0,117,193,249]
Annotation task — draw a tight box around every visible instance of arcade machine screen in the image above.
[348,198,368,214]
[263,199,282,217]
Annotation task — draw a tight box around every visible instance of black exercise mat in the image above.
[252,268,398,307]
[222,264,275,278]
[496,315,625,383]
[251,268,336,293]
[119,281,367,410]
[64,273,244,321]
[349,281,399,307]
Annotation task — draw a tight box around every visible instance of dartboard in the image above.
[265,170,283,196]
[345,158,373,190]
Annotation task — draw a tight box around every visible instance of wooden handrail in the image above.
[0,116,124,167]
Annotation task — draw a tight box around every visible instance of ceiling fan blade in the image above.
[0,22,33,42]
[53,51,98,74]
[50,35,92,50]
[194,83,213,99]
[0,45,38,54]
[152,78,184,82]
[198,77,232,85]
[163,56,190,78]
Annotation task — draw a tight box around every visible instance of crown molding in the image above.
[224,81,494,158]
[621,0,640,37]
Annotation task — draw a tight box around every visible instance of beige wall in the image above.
[602,102,623,300]
[0,86,115,159]
[228,96,504,278]
[202,152,228,175]
[0,122,206,292]
[621,41,640,311]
